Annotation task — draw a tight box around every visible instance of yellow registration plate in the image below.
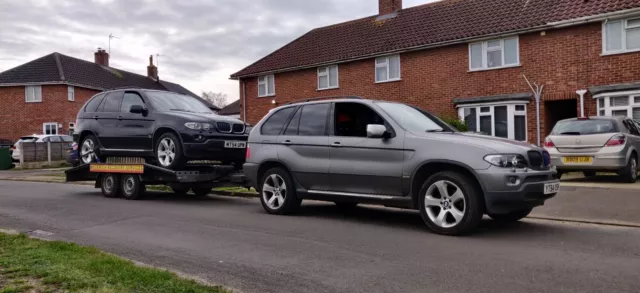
[562,157,593,164]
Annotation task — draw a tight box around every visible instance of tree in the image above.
[201,91,228,108]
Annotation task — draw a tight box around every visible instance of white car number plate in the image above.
[224,141,246,149]
[544,182,560,195]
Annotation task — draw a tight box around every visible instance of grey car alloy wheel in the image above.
[157,138,176,167]
[262,174,286,210]
[80,139,95,164]
[424,180,466,228]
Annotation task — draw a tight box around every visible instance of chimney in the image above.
[94,48,109,66]
[379,0,402,15]
[147,55,158,80]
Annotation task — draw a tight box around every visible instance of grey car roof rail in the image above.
[284,95,363,106]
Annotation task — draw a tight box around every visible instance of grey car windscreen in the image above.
[376,102,453,133]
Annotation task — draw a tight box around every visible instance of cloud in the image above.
[0,0,435,101]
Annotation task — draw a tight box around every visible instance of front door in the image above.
[95,91,124,149]
[328,102,404,196]
[278,103,332,191]
[117,91,154,150]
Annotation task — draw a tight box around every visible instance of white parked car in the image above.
[11,134,74,161]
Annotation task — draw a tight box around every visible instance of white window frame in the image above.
[25,85,42,103]
[68,86,75,101]
[457,102,528,141]
[43,122,58,135]
[258,75,275,97]
[375,55,401,83]
[317,65,339,90]
[468,36,520,71]
[602,17,640,55]
[595,91,640,119]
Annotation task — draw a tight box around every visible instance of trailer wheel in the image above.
[121,174,143,200]
[192,187,212,197]
[101,174,120,198]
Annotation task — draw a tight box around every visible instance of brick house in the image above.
[0,49,218,142]
[231,0,640,145]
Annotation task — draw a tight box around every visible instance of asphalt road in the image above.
[0,181,639,293]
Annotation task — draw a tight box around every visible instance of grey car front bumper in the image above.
[476,166,559,214]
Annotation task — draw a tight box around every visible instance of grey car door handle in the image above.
[117,116,123,120]
[331,142,342,147]
[282,140,292,145]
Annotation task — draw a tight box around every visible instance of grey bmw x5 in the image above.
[244,97,559,235]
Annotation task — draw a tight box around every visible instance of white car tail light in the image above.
[605,134,626,147]
[543,137,555,148]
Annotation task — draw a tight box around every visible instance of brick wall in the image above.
[240,22,640,144]
[0,85,99,141]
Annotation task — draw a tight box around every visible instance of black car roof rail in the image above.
[284,96,363,106]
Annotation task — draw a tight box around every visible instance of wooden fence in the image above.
[19,142,69,163]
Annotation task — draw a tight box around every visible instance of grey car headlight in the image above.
[484,154,528,168]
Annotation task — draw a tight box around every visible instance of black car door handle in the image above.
[282,140,292,145]
[331,142,342,147]
[93,116,99,120]
[117,116,123,120]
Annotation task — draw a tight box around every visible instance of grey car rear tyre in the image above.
[418,171,483,235]
[620,156,638,183]
[260,167,301,215]
[489,208,533,223]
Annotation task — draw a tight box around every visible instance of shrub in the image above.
[441,116,468,132]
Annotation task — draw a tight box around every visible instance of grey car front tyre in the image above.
[260,167,301,215]
[418,171,483,235]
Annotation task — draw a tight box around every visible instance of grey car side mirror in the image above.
[130,105,147,115]
[367,124,388,139]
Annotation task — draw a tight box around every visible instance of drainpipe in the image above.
[241,80,247,123]
[576,89,587,117]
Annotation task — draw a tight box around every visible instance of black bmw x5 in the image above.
[74,89,248,169]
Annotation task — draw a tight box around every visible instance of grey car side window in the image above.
[261,107,296,136]
[298,104,330,136]
[334,102,388,137]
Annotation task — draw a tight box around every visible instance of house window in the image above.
[25,85,42,102]
[258,75,275,97]
[68,86,75,101]
[43,122,58,135]
[596,93,640,120]
[318,65,339,90]
[469,37,519,70]
[375,55,401,83]
[603,17,640,54]
[459,103,528,141]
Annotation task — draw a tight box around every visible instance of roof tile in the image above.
[231,0,640,78]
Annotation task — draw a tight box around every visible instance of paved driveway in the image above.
[0,180,639,293]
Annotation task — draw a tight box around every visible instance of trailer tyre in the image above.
[121,174,143,200]
[101,174,120,198]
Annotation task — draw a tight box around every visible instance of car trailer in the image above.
[65,157,249,200]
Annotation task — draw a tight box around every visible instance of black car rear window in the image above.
[552,119,619,135]
[261,107,295,136]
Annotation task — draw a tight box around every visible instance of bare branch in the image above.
[201,91,228,108]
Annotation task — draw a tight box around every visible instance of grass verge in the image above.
[0,233,229,293]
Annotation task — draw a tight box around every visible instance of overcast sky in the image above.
[1,0,437,103]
